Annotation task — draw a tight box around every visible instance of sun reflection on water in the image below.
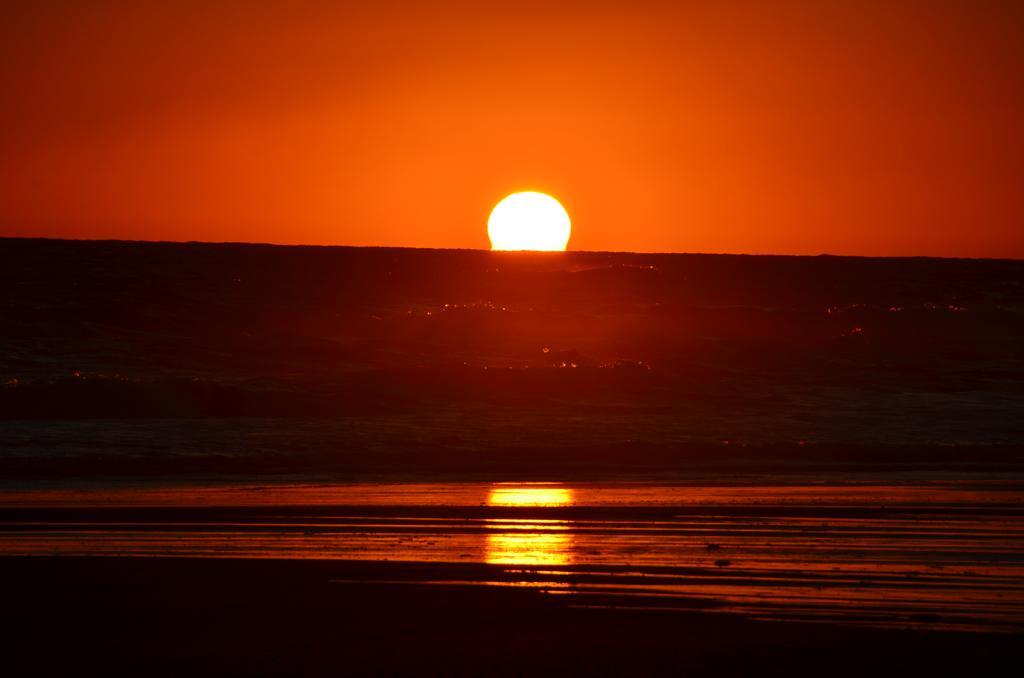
[485,484,575,565]
[486,485,574,507]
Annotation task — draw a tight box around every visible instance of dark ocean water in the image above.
[1,238,1023,478]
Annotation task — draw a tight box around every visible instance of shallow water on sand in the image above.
[2,480,1023,632]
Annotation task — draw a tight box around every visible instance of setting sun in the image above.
[487,192,571,251]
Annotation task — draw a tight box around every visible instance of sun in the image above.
[488,192,571,251]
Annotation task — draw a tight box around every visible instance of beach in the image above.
[2,479,1022,640]
[2,240,1023,674]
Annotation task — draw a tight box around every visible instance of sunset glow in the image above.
[3,1,1024,673]
[1,3,1023,256]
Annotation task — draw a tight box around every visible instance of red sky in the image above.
[1,0,1022,257]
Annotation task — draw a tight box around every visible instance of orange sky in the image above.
[1,1,1022,257]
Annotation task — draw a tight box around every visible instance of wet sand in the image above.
[2,479,1022,638]
[1,557,1019,677]
[8,557,1024,678]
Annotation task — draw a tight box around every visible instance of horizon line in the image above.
[0,235,1020,263]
